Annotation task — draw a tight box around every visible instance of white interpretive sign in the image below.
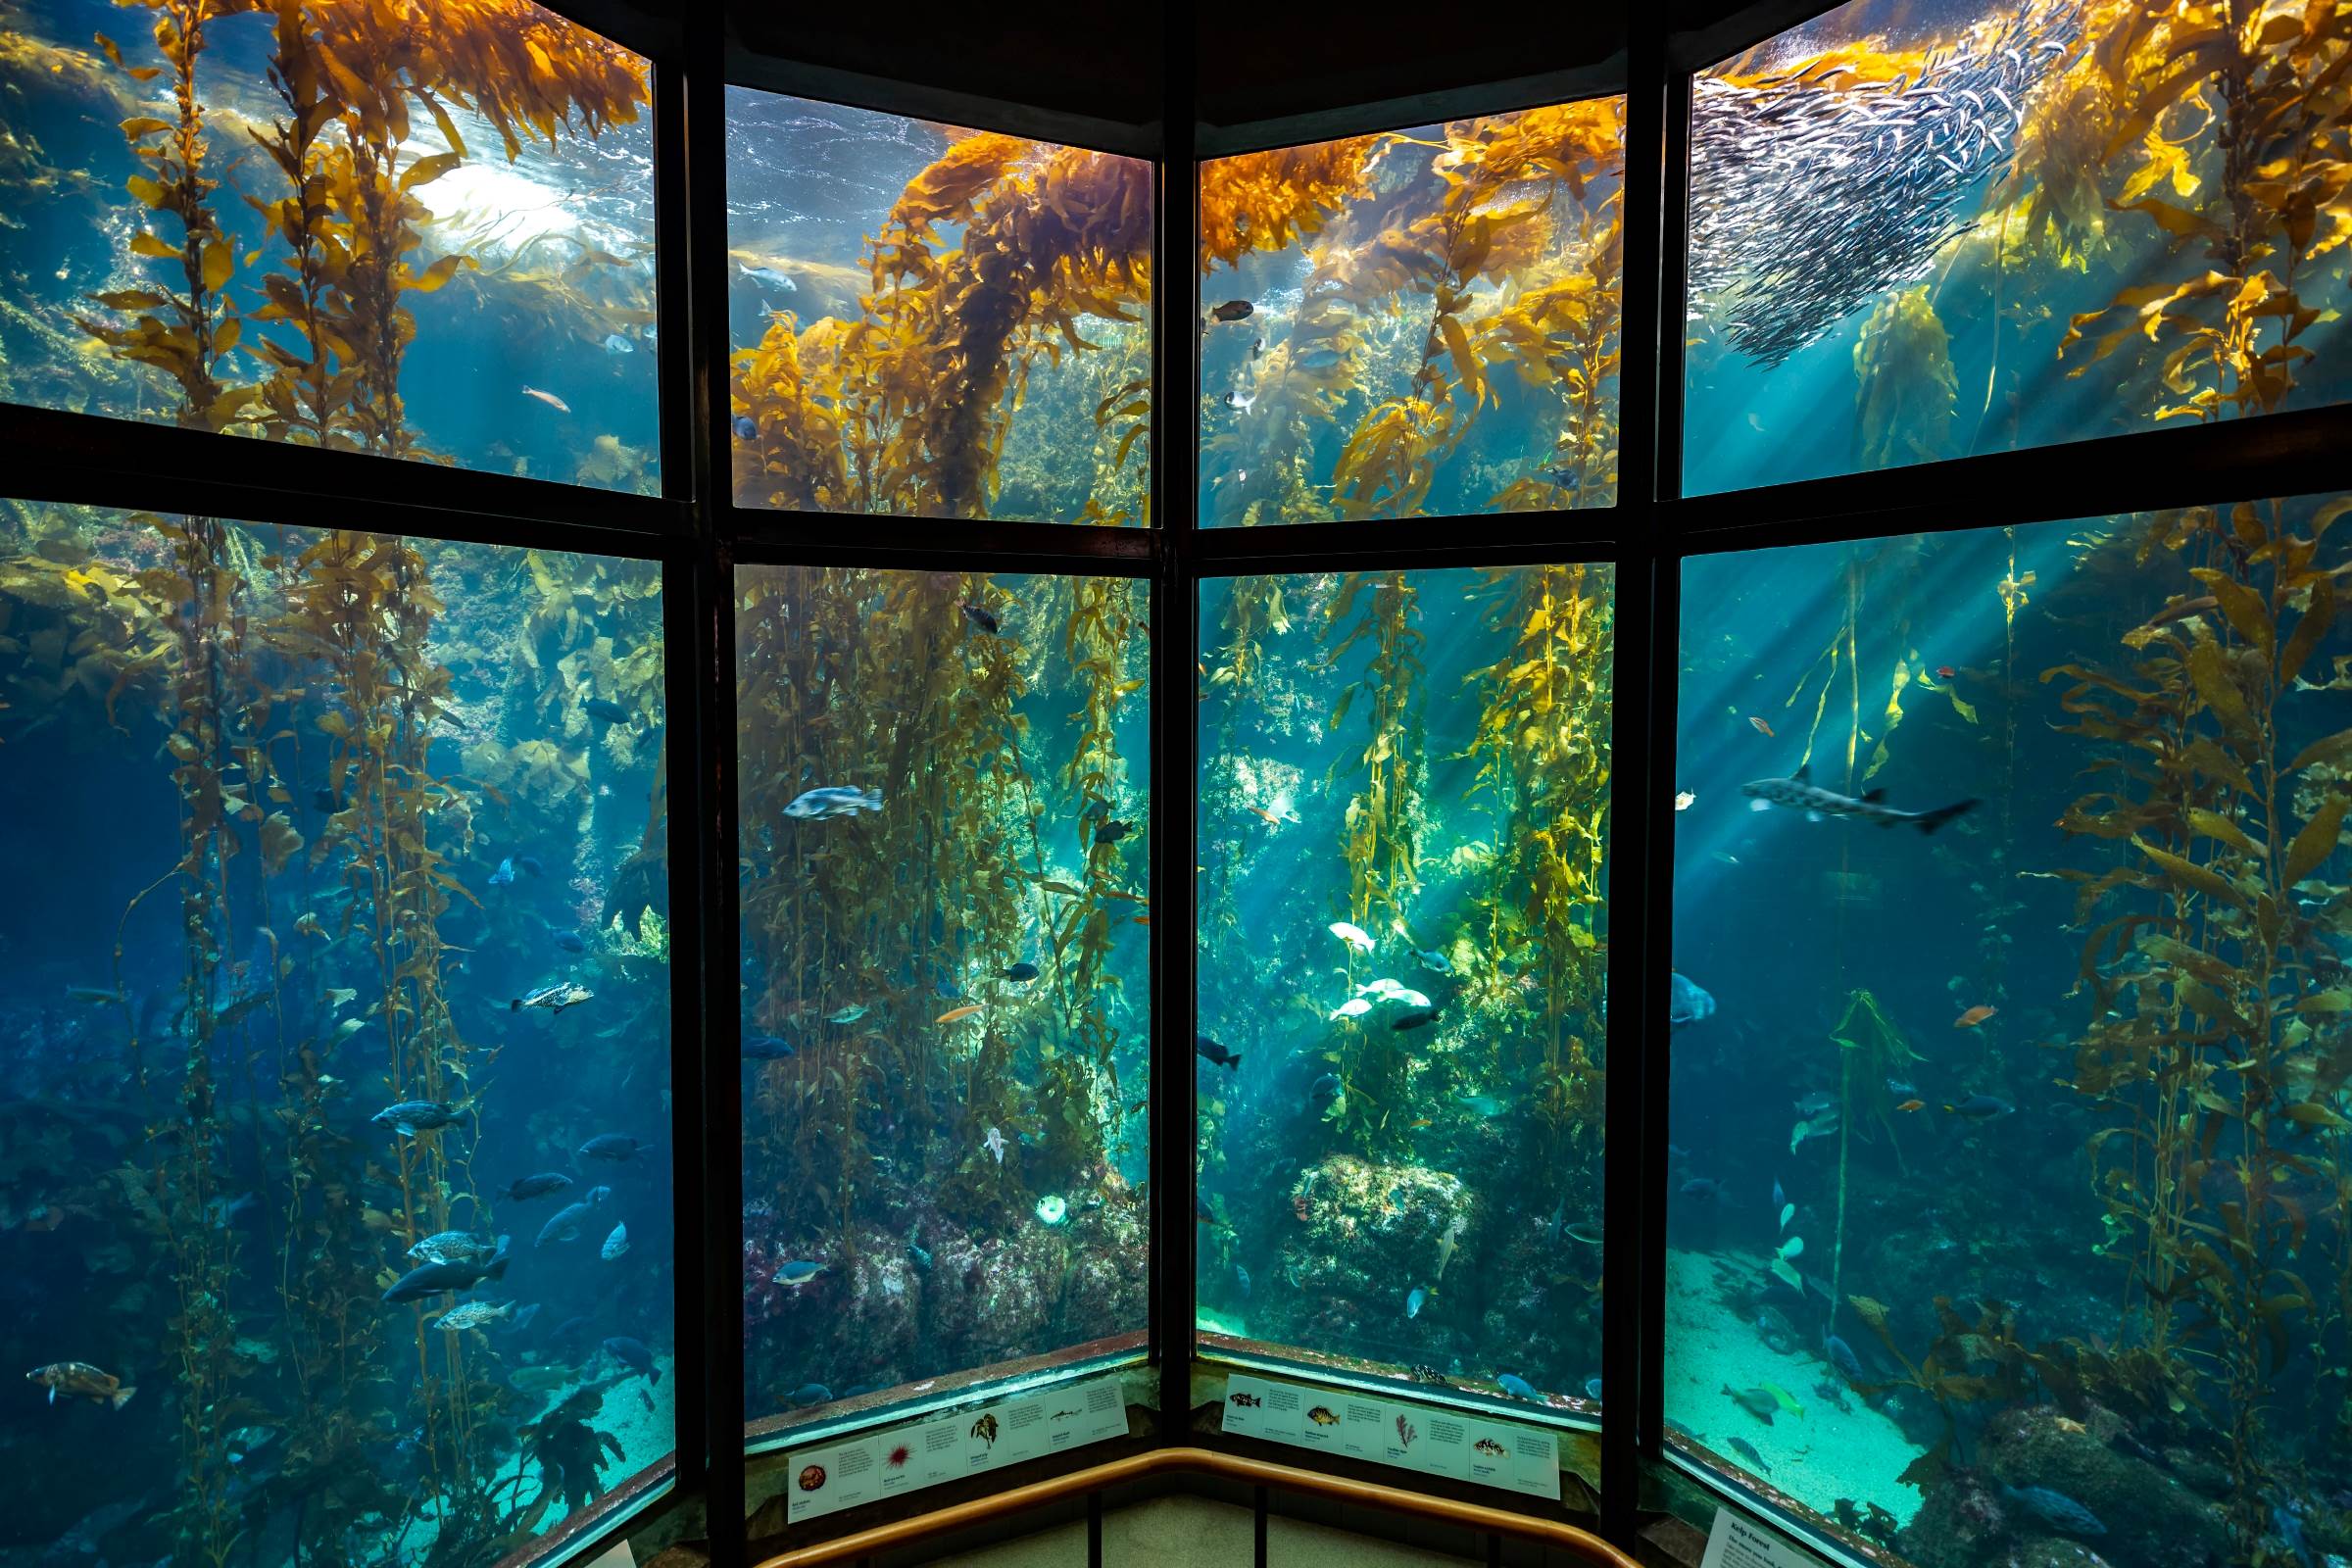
[1699,1506,1835,1568]
[1217,1372,1563,1501]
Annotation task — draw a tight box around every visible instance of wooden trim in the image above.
[749,1446,1642,1568]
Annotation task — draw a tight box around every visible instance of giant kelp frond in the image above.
[1200,135,1386,271]
[1852,284,1958,469]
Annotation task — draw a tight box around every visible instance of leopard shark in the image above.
[1741,764,1976,834]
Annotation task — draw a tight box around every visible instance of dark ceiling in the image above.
[584,0,1814,143]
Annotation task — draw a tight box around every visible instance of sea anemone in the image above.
[1035,1194,1068,1226]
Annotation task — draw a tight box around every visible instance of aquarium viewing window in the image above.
[1683,0,2352,494]
[734,563,1152,1429]
[723,89,1153,525]
[1196,565,1611,1426]
[1198,100,1627,526]
[1,0,2348,1566]
[0,0,661,492]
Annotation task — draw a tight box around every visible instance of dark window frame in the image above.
[1,2,2345,1565]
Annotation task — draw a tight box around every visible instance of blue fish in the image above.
[784,785,883,820]
[2001,1484,2105,1537]
[1496,1373,1540,1400]
[1670,972,1715,1027]
[602,332,633,355]
[731,415,758,440]
[907,1244,932,1270]
[1236,1263,1251,1298]
[1584,1377,1603,1399]
[489,857,515,887]
[382,1237,510,1302]
[602,1336,660,1382]
[1405,1287,1426,1318]
[1825,1333,1863,1382]
[744,1034,797,1060]
[787,1382,833,1407]
[774,1260,823,1286]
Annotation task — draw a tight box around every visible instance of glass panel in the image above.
[1665,494,2352,1563]
[1197,101,1625,526]
[736,567,1152,1427]
[724,91,1153,524]
[0,0,659,490]
[0,504,673,1559]
[1196,566,1613,1411]
[1685,0,2352,494]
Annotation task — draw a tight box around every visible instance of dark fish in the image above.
[1729,1437,1771,1474]
[1723,1384,1779,1423]
[1196,1194,1221,1226]
[516,856,545,877]
[312,788,343,812]
[1094,819,1133,844]
[1681,1178,1722,1200]
[1742,764,1977,833]
[731,415,757,440]
[744,1034,797,1059]
[787,1382,834,1407]
[583,698,631,725]
[2002,1484,2105,1536]
[1002,962,1040,982]
[1772,1177,1787,1211]
[960,602,1001,635]
[536,1201,593,1248]
[1194,1035,1243,1070]
[1307,1073,1341,1107]
[501,1303,542,1333]
[382,1237,511,1302]
[1825,1333,1863,1382]
[1208,300,1253,322]
[578,1134,651,1162]
[371,1100,460,1138]
[1393,1008,1439,1031]
[504,1172,573,1201]
[1945,1094,2014,1121]
[603,1336,661,1382]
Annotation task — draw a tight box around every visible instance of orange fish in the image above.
[1248,807,1281,826]
[1896,1099,1926,1112]
[935,1004,983,1024]
[1133,915,1151,925]
[1954,1005,1997,1028]
[1749,715,1774,737]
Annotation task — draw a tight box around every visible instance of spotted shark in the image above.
[1741,764,1976,834]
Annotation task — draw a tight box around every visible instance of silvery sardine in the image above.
[1741,764,1976,833]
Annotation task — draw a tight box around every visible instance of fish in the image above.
[579,1133,651,1162]
[1729,1437,1771,1474]
[1435,1215,1465,1278]
[908,1244,932,1270]
[983,1126,1006,1164]
[1307,1405,1341,1426]
[1307,1074,1341,1109]
[1330,999,1373,1020]
[516,856,545,876]
[536,1202,593,1247]
[406,1231,500,1267]
[1936,664,1959,679]
[731,415,758,440]
[1329,921,1375,954]
[1723,1384,1780,1423]
[744,1034,797,1059]
[1886,1078,1918,1097]
[1235,1263,1251,1298]
[371,1100,461,1138]
[205,1192,256,1227]
[1824,1334,1863,1382]
[1224,391,1255,411]
[1675,790,1697,809]
[1196,1194,1221,1226]
[603,1336,660,1382]
[26,1362,135,1409]
[788,1382,835,1407]
[935,1004,984,1024]
[1457,1093,1506,1116]
[1954,1004,1997,1027]
[512,982,593,1015]
[1095,819,1134,844]
[1208,300,1254,321]
[774,1260,824,1288]
[1247,807,1284,826]
[1680,1177,1722,1200]
[1003,962,1040,981]
[502,1303,542,1333]
[1405,1287,1427,1318]
[1793,1091,1837,1117]
[827,1004,868,1024]
[586,1185,613,1206]
[1944,1094,2014,1121]
[1582,1380,1602,1401]
[1772,1177,1786,1210]
[1416,948,1452,974]
[2002,1484,2106,1536]
[583,697,631,724]
[960,602,1001,635]
[1896,1099,1926,1112]
[1393,1008,1439,1031]
[602,332,632,355]
[505,1172,574,1201]
[520,385,572,414]
[551,927,587,955]
[383,1238,512,1301]
[437,1300,514,1332]
[490,857,516,886]
[784,785,885,819]
[601,1223,630,1260]
[1749,716,1775,737]
[1741,764,1977,834]
[1194,1035,1243,1069]
[1670,973,1716,1027]
[1496,1373,1540,1400]
[511,1363,575,1394]
[1790,1113,1838,1152]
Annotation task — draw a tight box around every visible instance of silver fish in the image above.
[1741,765,1976,834]
[601,1222,629,1261]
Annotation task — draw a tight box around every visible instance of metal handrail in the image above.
[750,1445,1642,1568]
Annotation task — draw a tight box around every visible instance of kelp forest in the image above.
[1192,563,1614,1477]
[1197,98,1625,526]
[733,565,1152,1420]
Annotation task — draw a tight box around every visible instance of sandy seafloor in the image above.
[1663,1250,1924,1525]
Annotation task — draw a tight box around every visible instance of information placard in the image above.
[1219,1373,1563,1501]
[1699,1506,1835,1568]
[782,1374,1132,1525]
